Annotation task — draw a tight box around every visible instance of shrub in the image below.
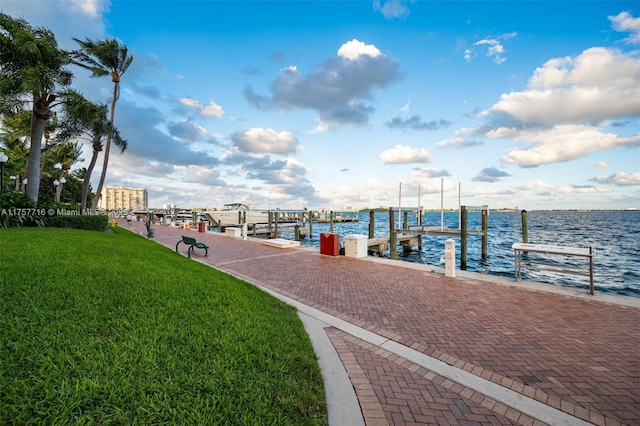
[46,212,108,231]
[0,190,46,228]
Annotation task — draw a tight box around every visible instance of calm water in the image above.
[281,210,640,297]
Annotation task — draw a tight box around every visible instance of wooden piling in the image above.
[388,208,395,233]
[461,206,468,270]
[481,208,488,260]
[295,224,300,241]
[369,210,375,239]
[274,212,279,239]
[390,231,397,260]
[521,210,528,244]
[329,210,334,233]
[403,211,408,230]
[589,246,594,296]
[308,210,313,238]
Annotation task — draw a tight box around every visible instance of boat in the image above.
[202,203,272,227]
[315,212,360,223]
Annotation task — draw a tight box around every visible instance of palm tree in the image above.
[49,141,83,202]
[57,92,127,210]
[0,13,74,203]
[71,38,133,212]
[0,110,30,190]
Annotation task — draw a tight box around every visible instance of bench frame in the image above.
[176,235,209,258]
[512,243,595,295]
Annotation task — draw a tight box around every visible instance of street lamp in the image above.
[0,152,7,192]
[54,177,66,202]
[59,177,66,201]
[53,179,59,202]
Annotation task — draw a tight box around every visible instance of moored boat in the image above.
[202,203,271,227]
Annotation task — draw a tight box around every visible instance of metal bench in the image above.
[176,235,209,258]
[512,243,596,295]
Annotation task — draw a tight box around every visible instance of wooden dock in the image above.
[366,206,490,269]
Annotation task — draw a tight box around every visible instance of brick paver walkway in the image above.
[121,219,640,425]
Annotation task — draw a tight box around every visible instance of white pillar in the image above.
[444,239,456,278]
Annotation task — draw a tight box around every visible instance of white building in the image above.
[98,186,148,211]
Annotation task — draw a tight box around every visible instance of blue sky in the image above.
[3,0,639,210]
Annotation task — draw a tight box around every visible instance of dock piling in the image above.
[521,210,528,244]
[390,231,397,260]
[329,211,334,233]
[369,210,375,239]
[461,206,468,270]
[481,208,488,261]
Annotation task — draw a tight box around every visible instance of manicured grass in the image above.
[0,227,327,425]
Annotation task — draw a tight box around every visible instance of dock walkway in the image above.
[121,218,640,425]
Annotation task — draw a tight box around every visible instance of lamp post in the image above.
[59,177,66,202]
[54,177,66,202]
[0,152,7,192]
[53,179,59,202]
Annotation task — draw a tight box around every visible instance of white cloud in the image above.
[486,47,640,125]
[609,11,640,44]
[244,39,401,128]
[168,120,207,142]
[337,39,382,61]
[472,167,510,183]
[179,98,200,108]
[463,49,474,62]
[231,128,299,155]
[200,102,224,117]
[379,145,432,164]
[475,39,505,64]
[495,124,640,167]
[471,32,516,64]
[69,0,106,19]
[556,184,608,195]
[591,172,640,186]
[0,0,107,48]
[592,161,609,169]
[373,0,412,20]
[179,97,224,118]
[409,167,450,179]
[436,136,482,149]
[515,180,556,193]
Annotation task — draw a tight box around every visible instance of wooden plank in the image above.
[367,237,389,246]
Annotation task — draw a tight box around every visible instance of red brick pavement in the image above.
[121,219,640,425]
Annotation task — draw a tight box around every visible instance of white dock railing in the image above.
[512,243,596,295]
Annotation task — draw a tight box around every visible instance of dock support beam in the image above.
[521,210,528,244]
[481,208,488,261]
[368,210,375,239]
[274,212,279,239]
[461,206,468,270]
[329,211,334,233]
[388,208,394,233]
[390,231,397,260]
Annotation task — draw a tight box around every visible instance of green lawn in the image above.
[0,227,327,425]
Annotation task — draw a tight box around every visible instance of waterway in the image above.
[289,210,640,298]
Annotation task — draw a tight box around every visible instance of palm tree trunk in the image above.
[81,147,100,210]
[26,111,45,203]
[90,83,118,213]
